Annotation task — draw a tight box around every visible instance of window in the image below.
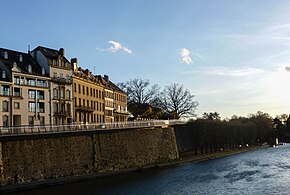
[40,117,45,126]
[37,90,44,100]
[74,83,76,92]
[82,86,85,94]
[28,102,36,112]
[37,80,46,87]
[66,90,70,99]
[28,90,36,99]
[2,71,6,79]
[74,97,77,106]
[58,59,62,67]
[27,79,36,86]
[86,87,89,95]
[14,87,21,97]
[42,67,45,75]
[14,76,20,85]
[14,102,20,109]
[38,102,45,113]
[60,88,64,98]
[53,88,58,98]
[28,65,32,73]
[78,84,81,93]
[1,85,10,96]
[3,116,8,127]
[19,55,23,62]
[28,116,34,126]
[60,73,63,78]
[4,51,8,59]
[53,72,57,78]
[53,60,56,66]
[3,101,8,112]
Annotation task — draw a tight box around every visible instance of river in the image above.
[12,144,290,195]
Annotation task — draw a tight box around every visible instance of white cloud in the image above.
[97,41,133,54]
[179,48,193,64]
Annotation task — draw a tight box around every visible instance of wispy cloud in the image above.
[225,22,290,44]
[184,67,266,77]
[97,41,133,54]
[179,48,202,64]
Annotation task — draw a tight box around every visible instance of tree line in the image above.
[175,111,274,155]
[118,78,198,119]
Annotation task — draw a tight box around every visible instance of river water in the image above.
[13,144,290,195]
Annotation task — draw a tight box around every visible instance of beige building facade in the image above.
[72,59,105,124]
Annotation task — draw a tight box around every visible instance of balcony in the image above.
[0,91,10,96]
[51,77,71,85]
[53,110,71,116]
[75,106,94,112]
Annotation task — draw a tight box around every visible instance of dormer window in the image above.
[42,67,45,75]
[53,60,56,66]
[4,51,8,59]
[28,65,32,73]
[13,62,17,68]
[2,71,6,79]
[19,54,23,62]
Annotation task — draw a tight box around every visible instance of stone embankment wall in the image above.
[0,127,179,186]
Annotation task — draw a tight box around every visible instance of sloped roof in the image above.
[33,46,70,64]
[0,47,48,77]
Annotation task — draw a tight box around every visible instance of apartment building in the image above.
[96,75,115,122]
[71,58,105,124]
[110,82,128,122]
[32,46,73,125]
[0,48,50,126]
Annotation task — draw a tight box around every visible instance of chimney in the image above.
[59,48,65,56]
[104,75,109,81]
[28,45,31,54]
[71,58,78,71]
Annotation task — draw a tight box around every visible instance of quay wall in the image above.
[0,127,179,186]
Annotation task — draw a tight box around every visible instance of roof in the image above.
[0,47,49,77]
[33,46,70,64]
[109,80,126,94]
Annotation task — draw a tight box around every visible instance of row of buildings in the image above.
[0,46,128,127]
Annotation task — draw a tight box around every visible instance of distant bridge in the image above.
[0,120,187,137]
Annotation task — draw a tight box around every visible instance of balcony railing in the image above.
[75,106,94,112]
[53,110,71,116]
[51,77,71,85]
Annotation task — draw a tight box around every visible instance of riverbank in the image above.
[1,145,265,194]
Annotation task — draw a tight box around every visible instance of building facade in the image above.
[32,47,73,125]
[0,45,128,127]
[0,48,50,126]
[72,58,105,124]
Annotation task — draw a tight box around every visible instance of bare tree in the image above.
[118,78,160,118]
[162,83,198,119]
[118,78,159,104]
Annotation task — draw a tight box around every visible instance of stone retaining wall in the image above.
[0,127,179,186]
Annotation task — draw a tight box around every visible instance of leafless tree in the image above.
[118,78,159,104]
[162,83,198,119]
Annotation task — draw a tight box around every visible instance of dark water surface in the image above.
[13,145,290,195]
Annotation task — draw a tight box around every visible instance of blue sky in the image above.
[2,0,290,118]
